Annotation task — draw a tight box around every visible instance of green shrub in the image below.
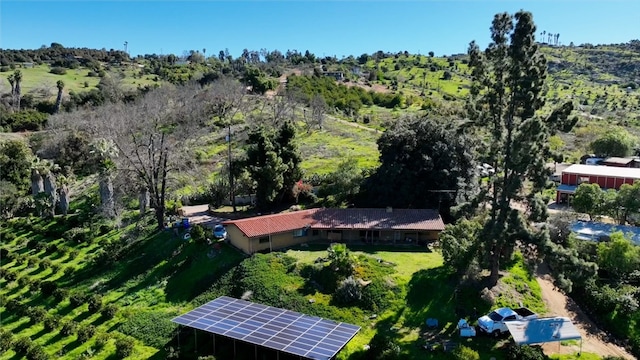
[28,256,40,267]
[101,303,118,319]
[63,227,90,243]
[39,258,52,269]
[452,345,479,360]
[49,66,67,75]
[88,294,103,312]
[506,344,549,360]
[0,328,14,351]
[76,324,96,343]
[117,311,177,348]
[5,298,26,315]
[115,337,135,359]
[333,276,362,306]
[18,275,33,288]
[26,343,49,360]
[366,332,401,360]
[43,314,61,331]
[53,287,69,301]
[60,321,77,336]
[5,269,18,282]
[94,332,110,351]
[190,224,206,243]
[2,232,16,242]
[361,279,393,312]
[26,306,47,323]
[69,291,88,307]
[13,336,32,354]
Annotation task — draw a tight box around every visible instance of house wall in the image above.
[248,231,318,253]
[226,225,251,254]
[561,173,637,190]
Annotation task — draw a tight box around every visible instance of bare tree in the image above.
[309,94,327,130]
[50,83,217,229]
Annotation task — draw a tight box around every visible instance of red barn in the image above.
[556,164,640,204]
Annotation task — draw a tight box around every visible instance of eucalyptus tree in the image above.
[466,11,578,284]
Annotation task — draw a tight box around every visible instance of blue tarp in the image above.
[570,221,640,245]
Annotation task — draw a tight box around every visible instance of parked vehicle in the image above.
[477,307,538,336]
[213,224,227,239]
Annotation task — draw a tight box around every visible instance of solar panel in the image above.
[172,296,361,360]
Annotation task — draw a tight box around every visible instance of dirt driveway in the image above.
[180,205,228,229]
[536,264,635,359]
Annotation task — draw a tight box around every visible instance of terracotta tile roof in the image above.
[223,208,444,238]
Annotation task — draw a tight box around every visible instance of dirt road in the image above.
[536,265,635,359]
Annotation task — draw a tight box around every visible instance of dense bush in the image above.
[0,328,14,352]
[53,287,69,301]
[26,343,49,360]
[101,303,118,319]
[0,247,9,259]
[49,66,67,75]
[69,291,88,307]
[94,332,110,351]
[115,337,135,359]
[88,294,103,312]
[506,344,549,360]
[76,324,96,343]
[117,311,177,348]
[190,224,206,244]
[63,227,91,243]
[4,269,17,282]
[13,336,33,354]
[26,306,47,323]
[60,321,77,336]
[452,345,479,360]
[0,110,48,132]
[334,277,362,305]
[43,314,61,331]
[361,279,394,312]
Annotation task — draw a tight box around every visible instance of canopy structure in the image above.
[505,317,582,350]
[172,296,360,360]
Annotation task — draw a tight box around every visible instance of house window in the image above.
[578,176,590,184]
[258,236,269,244]
[293,228,308,237]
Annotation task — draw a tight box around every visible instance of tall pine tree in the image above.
[466,11,577,284]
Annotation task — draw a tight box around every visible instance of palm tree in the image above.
[57,175,71,216]
[42,162,60,217]
[7,73,15,96]
[541,30,546,43]
[13,70,22,111]
[555,33,560,46]
[91,138,118,219]
[55,80,65,113]
[30,158,45,196]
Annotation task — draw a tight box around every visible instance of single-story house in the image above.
[222,208,445,254]
[556,164,640,204]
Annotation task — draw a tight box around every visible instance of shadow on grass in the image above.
[11,320,33,334]
[44,332,65,346]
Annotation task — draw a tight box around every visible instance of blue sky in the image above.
[1,1,639,58]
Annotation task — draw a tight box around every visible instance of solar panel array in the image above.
[172,296,360,360]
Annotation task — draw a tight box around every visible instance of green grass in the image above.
[296,118,380,175]
[0,213,246,359]
[1,65,101,97]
